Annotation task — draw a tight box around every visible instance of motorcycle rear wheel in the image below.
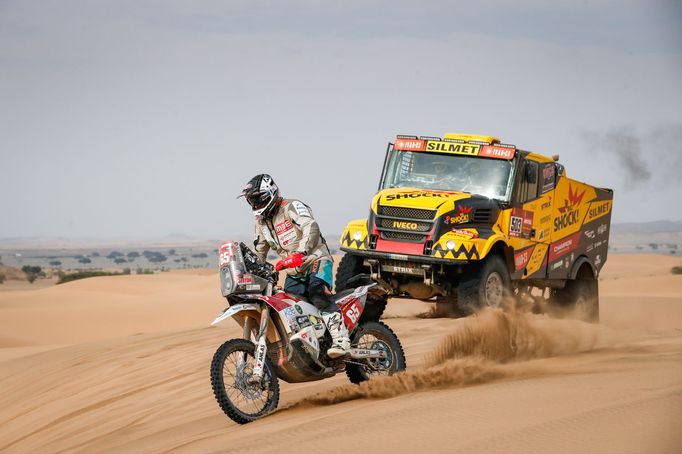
[346,321,406,384]
[210,338,280,424]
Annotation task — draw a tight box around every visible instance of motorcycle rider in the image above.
[239,174,351,358]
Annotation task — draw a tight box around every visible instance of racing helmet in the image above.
[239,174,281,220]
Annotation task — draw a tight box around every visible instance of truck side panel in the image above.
[547,176,613,279]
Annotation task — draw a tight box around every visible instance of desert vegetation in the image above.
[57,268,131,285]
[22,265,45,283]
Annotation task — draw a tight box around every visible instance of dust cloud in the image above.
[289,309,608,408]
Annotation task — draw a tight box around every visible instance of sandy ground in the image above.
[0,254,680,453]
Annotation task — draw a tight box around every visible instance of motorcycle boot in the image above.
[321,311,351,358]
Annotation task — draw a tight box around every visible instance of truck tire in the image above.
[457,255,512,311]
[335,253,368,292]
[552,277,599,323]
[360,295,388,323]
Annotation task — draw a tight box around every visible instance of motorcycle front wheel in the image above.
[210,338,280,424]
[346,321,406,384]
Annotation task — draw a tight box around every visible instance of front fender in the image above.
[211,303,261,326]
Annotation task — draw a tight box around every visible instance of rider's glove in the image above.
[274,252,306,272]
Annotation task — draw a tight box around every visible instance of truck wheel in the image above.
[457,255,511,311]
[552,277,599,323]
[359,295,388,322]
[335,253,368,292]
[336,254,386,321]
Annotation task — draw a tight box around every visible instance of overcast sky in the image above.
[1,0,681,240]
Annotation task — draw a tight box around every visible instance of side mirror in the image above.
[525,164,537,184]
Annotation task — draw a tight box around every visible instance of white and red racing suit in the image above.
[253,198,335,311]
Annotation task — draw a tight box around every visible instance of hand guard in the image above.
[274,253,306,272]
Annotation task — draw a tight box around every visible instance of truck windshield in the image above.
[382,150,514,201]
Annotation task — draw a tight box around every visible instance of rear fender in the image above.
[569,256,596,280]
[337,284,374,331]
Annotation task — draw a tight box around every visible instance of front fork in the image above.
[247,304,270,383]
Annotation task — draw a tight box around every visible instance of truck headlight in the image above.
[446,240,456,250]
[353,231,363,241]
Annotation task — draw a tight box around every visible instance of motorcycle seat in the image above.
[332,288,355,303]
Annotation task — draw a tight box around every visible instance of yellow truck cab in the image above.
[337,133,613,321]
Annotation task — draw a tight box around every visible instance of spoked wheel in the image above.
[345,321,406,384]
[210,338,280,424]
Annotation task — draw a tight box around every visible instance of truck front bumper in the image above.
[340,247,469,266]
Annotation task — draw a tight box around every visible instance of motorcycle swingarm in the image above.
[349,348,388,360]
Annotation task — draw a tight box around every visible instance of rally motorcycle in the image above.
[209,241,406,424]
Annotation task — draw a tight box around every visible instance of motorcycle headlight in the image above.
[220,267,234,296]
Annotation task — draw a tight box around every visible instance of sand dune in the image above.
[0,254,680,453]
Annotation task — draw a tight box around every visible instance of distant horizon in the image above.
[1,219,681,251]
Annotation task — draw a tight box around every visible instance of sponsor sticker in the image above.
[219,242,235,266]
[275,219,297,246]
[510,208,534,239]
[292,200,312,217]
[450,228,478,239]
[394,138,426,151]
[446,205,473,224]
[384,190,454,201]
[584,200,611,224]
[553,185,586,232]
[549,232,581,262]
[237,275,254,284]
[514,246,535,271]
[541,164,556,194]
[343,300,362,328]
[479,145,516,160]
[527,244,548,271]
[382,264,425,275]
[392,220,419,230]
[296,315,312,329]
[283,306,298,320]
[425,140,481,155]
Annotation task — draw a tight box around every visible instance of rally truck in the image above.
[337,133,613,322]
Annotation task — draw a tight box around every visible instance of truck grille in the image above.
[376,205,436,243]
[378,206,436,220]
[381,231,428,242]
[377,217,432,232]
